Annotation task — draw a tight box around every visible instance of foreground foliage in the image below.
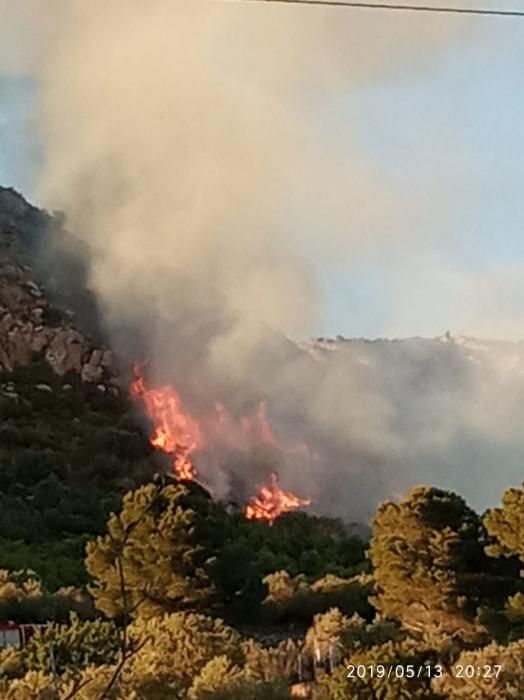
[3,365,524,697]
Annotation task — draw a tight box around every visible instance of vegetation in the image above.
[369,486,519,648]
[2,363,524,696]
[0,360,157,592]
[85,484,214,619]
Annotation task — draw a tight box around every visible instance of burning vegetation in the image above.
[244,472,311,524]
[130,366,310,523]
[129,369,201,481]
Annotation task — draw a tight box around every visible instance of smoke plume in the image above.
[7,1,517,521]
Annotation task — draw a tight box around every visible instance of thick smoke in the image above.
[35,1,463,363]
[8,1,518,521]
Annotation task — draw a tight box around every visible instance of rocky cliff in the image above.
[0,187,117,389]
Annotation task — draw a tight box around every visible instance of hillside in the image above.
[0,187,158,589]
[295,330,524,520]
[1,187,523,571]
[3,190,524,698]
[1,187,524,531]
[0,188,367,601]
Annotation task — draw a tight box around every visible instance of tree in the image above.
[263,570,307,604]
[0,568,42,601]
[484,485,524,567]
[23,613,120,677]
[0,647,24,681]
[126,612,243,695]
[315,611,405,658]
[305,608,351,662]
[0,569,47,624]
[198,506,367,622]
[369,486,496,646]
[206,679,290,700]
[243,638,299,683]
[0,613,243,698]
[189,655,243,699]
[0,664,136,700]
[432,639,524,699]
[85,483,214,619]
[0,670,56,700]
[262,570,374,625]
[312,639,441,700]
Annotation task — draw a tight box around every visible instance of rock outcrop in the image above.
[0,187,117,388]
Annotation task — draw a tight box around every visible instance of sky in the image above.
[310,6,524,339]
[1,2,524,341]
[0,75,41,197]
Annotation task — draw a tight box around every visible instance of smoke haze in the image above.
[3,1,523,520]
[34,0,467,365]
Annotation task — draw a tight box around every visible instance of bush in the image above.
[23,613,120,677]
[262,571,374,624]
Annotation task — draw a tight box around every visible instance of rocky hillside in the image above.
[2,185,524,546]
[0,187,117,389]
[0,188,157,591]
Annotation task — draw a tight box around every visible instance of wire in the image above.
[219,0,524,18]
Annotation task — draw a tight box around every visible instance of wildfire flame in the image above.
[129,368,202,481]
[244,472,311,525]
[130,366,311,522]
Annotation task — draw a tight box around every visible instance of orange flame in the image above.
[130,367,312,522]
[244,473,311,525]
[130,368,202,481]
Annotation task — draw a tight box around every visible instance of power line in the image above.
[220,0,524,18]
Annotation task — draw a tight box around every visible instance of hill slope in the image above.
[0,187,157,589]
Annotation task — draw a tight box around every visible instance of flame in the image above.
[130,367,202,481]
[244,472,311,525]
[130,366,312,522]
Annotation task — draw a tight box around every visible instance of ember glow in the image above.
[244,472,311,525]
[130,367,311,522]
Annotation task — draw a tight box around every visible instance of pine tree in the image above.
[189,655,243,699]
[312,638,441,700]
[23,613,120,677]
[432,638,524,699]
[85,483,214,619]
[484,485,524,566]
[243,637,299,683]
[0,670,56,700]
[126,612,243,695]
[369,486,490,645]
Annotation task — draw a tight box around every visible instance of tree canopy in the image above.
[85,483,214,619]
[370,486,502,645]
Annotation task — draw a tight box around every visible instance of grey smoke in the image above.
[4,1,521,520]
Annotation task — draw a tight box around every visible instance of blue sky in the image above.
[0,75,40,198]
[311,10,524,339]
[1,6,524,340]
